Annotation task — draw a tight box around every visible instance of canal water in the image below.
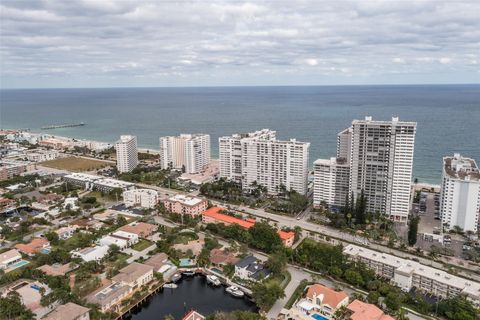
[127,275,258,319]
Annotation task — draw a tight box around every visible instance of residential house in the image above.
[209,248,239,267]
[15,238,50,256]
[111,262,154,289]
[297,284,349,319]
[0,249,22,270]
[55,226,78,240]
[71,245,109,262]
[119,222,156,238]
[42,302,90,320]
[98,230,138,250]
[183,310,205,320]
[234,255,271,281]
[346,300,394,320]
[278,230,295,248]
[37,263,76,277]
[86,282,131,313]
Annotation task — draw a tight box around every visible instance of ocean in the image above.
[1,85,479,184]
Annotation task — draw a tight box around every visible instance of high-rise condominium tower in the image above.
[115,135,138,173]
[159,134,210,174]
[349,116,416,222]
[219,129,310,195]
[440,154,480,233]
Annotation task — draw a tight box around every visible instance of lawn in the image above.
[41,156,109,172]
[132,239,153,251]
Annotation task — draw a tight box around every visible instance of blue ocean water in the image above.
[1,85,479,184]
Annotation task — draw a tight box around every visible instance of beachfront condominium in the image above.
[115,135,138,173]
[159,134,210,174]
[440,154,480,233]
[313,127,352,209]
[350,116,416,222]
[219,129,310,195]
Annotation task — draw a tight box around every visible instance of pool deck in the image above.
[5,260,30,273]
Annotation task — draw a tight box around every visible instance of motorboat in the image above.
[206,274,221,286]
[226,285,244,298]
[182,270,195,276]
[163,283,178,289]
[171,273,182,282]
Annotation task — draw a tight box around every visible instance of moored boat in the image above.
[182,270,195,276]
[163,283,178,289]
[206,274,221,286]
[171,273,182,282]
[226,285,244,297]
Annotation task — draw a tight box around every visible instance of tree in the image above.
[354,189,367,225]
[408,216,420,246]
[248,221,282,253]
[266,251,288,275]
[384,291,404,311]
[0,293,34,319]
[251,280,285,311]
[44,231,60,245]
[438,295,479,320]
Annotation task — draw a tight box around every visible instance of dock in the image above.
[41,122,85,130]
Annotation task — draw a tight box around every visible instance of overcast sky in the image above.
[1,0,479,88]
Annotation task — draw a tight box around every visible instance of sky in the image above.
[1,0,479,88]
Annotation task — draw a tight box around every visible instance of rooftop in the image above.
[0,249,21,263]
[306,284,348,308]
[87,281,130,307]
[443,154,480,181]
[347,299,394,320]
[37,263,75,277]
[203,207,255,229]
[119,222,156,236]
[167,194,205,207]
[42,302,90,320]
[15,238,49,255]
[112,262,154,284]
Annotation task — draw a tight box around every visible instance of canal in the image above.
[127,275,258,319]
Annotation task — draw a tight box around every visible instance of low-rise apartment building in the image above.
[163,194,208,216]
[87,282,131,313]
[344,244,480,305]
[26,149,59,162]
[123,189,159,208]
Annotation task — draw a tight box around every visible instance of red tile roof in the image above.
[15,238,49,255]
[347,300,395,320]
[306,284,348,309]
[278,230,295,241]
[203,207,255,229]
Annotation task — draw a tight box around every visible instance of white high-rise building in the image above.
[313,157,350,208]
[159,134,210,174]
[349,117,416,222]
[219,129,309,195]
[336,127,352,163]
[115,135,138,173]
[440,154,480,233]
[123,189,159,209]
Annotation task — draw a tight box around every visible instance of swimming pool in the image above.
[40,248,51,254]
[311,314,328,320]
[10,260,29,269]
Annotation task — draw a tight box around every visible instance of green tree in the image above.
[251,280,285,311]
[408,216,420,246]
[248,221,282,253]
[266,251,288,276]
[438,295,479,320]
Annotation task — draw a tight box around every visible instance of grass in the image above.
[173,231,199,244]
[41,156,109,172]
[132,239,153,252]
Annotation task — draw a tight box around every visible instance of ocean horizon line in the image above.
[1,83,480,91]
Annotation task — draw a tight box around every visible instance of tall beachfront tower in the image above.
[159,134,210,174]
[440,154,480,233]
[115,135,138,173]
[219,129,310,195]
[349,116,417,222]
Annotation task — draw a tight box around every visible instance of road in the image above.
[125,244,157,263]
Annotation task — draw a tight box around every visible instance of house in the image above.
[346,300,395,320]
[119,222,156,238]
[42,302,90,320]
[63,197,79,211]
[143,253,169,272]
[183,310,205,320]
[234,255,271,281]
[86,281,131,313]
[55,225,78,240]
[15,238,50,256]
[37,263,76,277]
[296,284,349,318]
[71,245,109,262]
[0,249,22,270]
[111,262,154,289]
[278,230,295,248]
[98,230,138,249]
[163,194,208,216]
[2,280,52,318]
[209,248,239,267]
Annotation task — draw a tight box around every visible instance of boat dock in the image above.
[41,122,85,130]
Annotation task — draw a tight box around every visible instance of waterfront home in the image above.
[15,238,50,256]
[209,248,239,267]
[0,249,22,270]
[111,262,154,289]
[163,194,208,216]
[55,225,78,240]
[295,284,349,319]
[42,302,90,320]
[71,245,109,262]
[119,221,156,238]
[37,263,76,277]
[346,300,394,320]
[234,255,271,282]
[86,281,132,313]
[144,253,168,272]
[183,310,206,320]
